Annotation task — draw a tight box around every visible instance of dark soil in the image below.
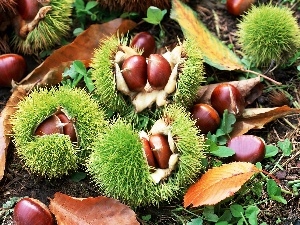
[1,1,300,224]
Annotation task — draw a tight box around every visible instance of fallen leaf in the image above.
[17,18,137,91]
[49,192,139,225]
[195,77,262,105]
[231,106,300,137]
[170,0,244,71]
[184,162,260,207]
[0,86,27,180]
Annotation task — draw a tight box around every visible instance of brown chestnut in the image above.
[0,54,26,87]
[130,32,156,58]
[149,134,172,169]
[17,0,40,21]
[226,0,255,16]
[13,197,54,225]
[121,55,147,92]
[147,54,171,90]
[211,83,245,116]
[141,137,157,168]
[227,135,266,163]
[191,103,221,134]
[34,115,63,136]
[56,112,77,142]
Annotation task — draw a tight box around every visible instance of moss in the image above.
[11,0,73,54]
[237,4,300,67]
[87,104,205,208]
[11,86,107,178]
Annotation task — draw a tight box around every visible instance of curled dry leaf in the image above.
[0,86,27,180]
[49,192,139,225]
[16,18,137,91]
[184,162,260,207]
[196,77,262,106]
[231,106,300,138]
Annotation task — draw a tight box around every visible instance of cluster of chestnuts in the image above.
[190,83,265,163]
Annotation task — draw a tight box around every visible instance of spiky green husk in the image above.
[237,4,300,67]
[87,104,205,208]
[174,38,205,108]
[11,86,107,178]
[91,35,129,115]
[11,0,73,54]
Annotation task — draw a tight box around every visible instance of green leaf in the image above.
[267,179,287,204]
[264,145,279,158]
[188,217,203,225]
[278,139,292,156]
[210,146,235,158]
[218,209,232,223]
[73,27,84,36]
[230,204,244,218]
[75,0,85,11]
[220,110,236,135]
[245,205,259,225]
[73,60,87,75]
[203,206,219,222]
[84,76,95,92]
[143,6,166,25]
[216,221,229,225]
[85,1,98,10]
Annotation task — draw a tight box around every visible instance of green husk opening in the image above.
[11,86,107,178]
[87,104,205,208]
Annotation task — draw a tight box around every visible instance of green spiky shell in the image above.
[87,104,205,208]
[237,4,300,67]
[91,34,205,115]
[11,86,107,178]
[11,0,73,54]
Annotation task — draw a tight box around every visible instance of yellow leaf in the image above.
[170,0,244,71]
[184,162,260,207]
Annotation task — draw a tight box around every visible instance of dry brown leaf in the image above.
[0,86,27,180]
[195,77,262,105]
[16,18,137,91]
[184,162,260,207]
[231,106,300,138]
[49,192,139,225]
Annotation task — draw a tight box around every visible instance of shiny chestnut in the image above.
[149,134,172,169]
[191,103,220,134]
[130,32,156,58]
[227,135,266,163]
[17,0,40,21]
[0,54,26,87]
[147,54,171,90]
[211,83,245,116]
[121,55,147,92]
[226,0,255,16]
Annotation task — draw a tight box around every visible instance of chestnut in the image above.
[130,32,156,58]
[17,0,40,21]
[34,115,64,136]
[13,197,54,225]
[0,54,26,87]
[227,135,266,163]
[56,112,77,142]
[121,55,147,92]
[226,0,255,16]
[211,83,245,116]
[147,54,171,90]
[149,134,172,169]
[191,103,220,134]
[141,137,157,168]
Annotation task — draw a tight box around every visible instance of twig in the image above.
[242,69,282,85]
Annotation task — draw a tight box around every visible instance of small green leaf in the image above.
[203,206,219,222]
[218,209,232,223]
[267,179,287,204]
[84,76,95,92]
[75,0,85,11]
[230,204,244,218]
[264,145,279,158]
[141,214,151,221]
[85,1,98,10]
[245,205,259,225]
[220,110,236,134]
[210,146,235,158]
[188,217,203,225]
[73,27,84,36]
[278,139,292,156]
[143,6,167,25]
[73,60,87,75]
[216,221,229,225]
